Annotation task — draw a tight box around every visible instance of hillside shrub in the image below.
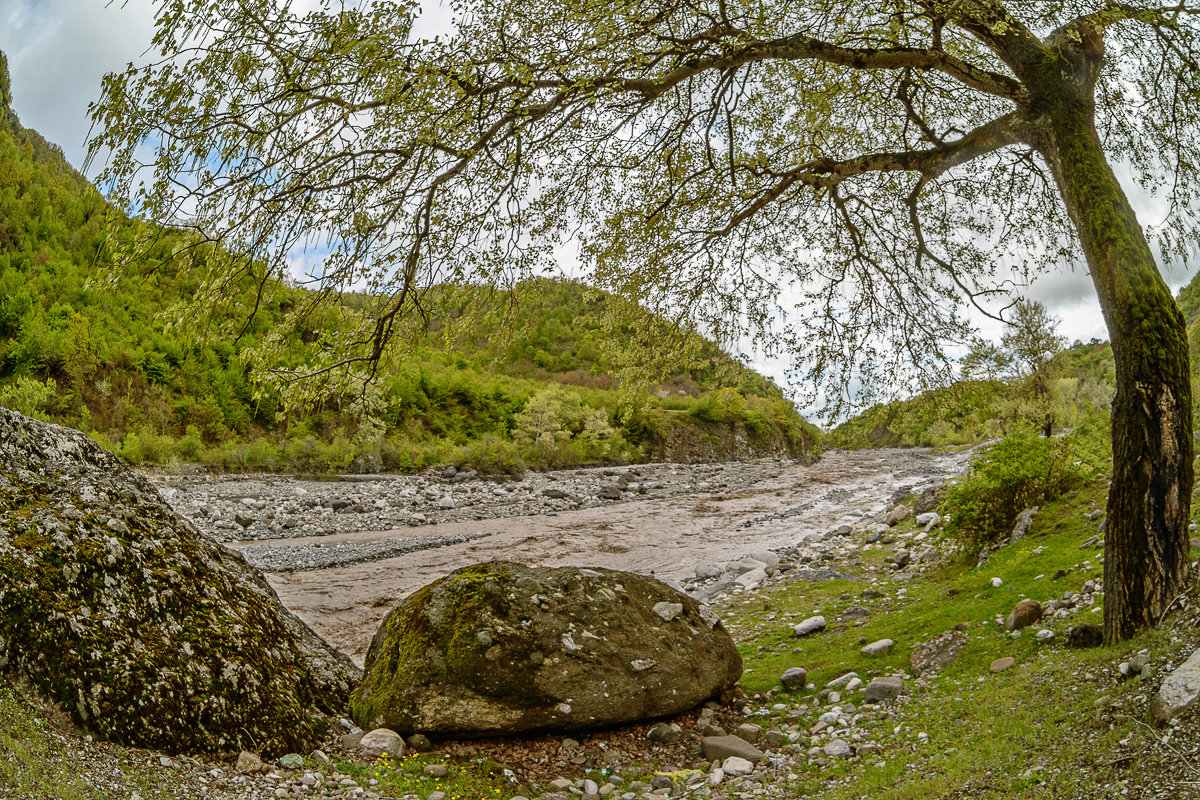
[943,426,1087,548]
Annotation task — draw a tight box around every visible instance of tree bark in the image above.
[1036,89,1192,643]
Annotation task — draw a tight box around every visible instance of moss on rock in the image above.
[0,407,360,756]
[351,561,742,736]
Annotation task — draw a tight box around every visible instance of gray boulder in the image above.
[863,677,904,702]
[1152,648,1200,724]
[861,639,895,656]
[0,407,358,756]
[793,615,826,636]
[351,561,742,735]
[780,667,808,690]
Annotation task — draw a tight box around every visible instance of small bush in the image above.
[944,426,1086,548]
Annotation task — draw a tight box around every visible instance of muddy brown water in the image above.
[239,449,969,665]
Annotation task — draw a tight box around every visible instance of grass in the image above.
[334,750,524,800]
[0,684,182,800]
[710,466,1200,800]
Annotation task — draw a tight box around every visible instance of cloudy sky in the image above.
[2,0,1196,393]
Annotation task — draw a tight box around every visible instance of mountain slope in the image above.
[0,50,818,472]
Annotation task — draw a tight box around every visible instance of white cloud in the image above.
[0,0,157,170]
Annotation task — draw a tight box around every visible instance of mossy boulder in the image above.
[0,407,360,756]
[350,561,742,736]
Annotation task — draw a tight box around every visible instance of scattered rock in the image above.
[910,630,968,677]
[990,657,1016,673]
[823,739,853,759]
[1008,507,1039,544]
[886,505,913,526]
[0,407,358,757]
[735,723,763,744]
[721,756,755,776]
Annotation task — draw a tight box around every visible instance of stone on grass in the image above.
[1152,647,1200,724]
[886,505,913,526]
[0,407,358,757]
[359,729,405,758]
[910,630,968,677]
[863,677,904,703]
[780,667,808,690]
[407,733,433,752]
[351,562,742,736]
[1005,599,1043,631]
[990,657,1016,673]
[701,735,765,763]
[793,616,826,636]
[861,639,895,656]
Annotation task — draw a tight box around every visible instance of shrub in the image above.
[943,426,1085,548]
[0,375,57,420]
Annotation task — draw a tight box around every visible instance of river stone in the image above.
[1151,647,1200,724]
[351,561,742,735]
[0,407,358,757]
[910,631,968,677]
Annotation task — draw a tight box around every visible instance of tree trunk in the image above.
[1037,100,1193,643]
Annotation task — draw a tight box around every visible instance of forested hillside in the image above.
[0,58,817,473]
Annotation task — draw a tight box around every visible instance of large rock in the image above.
[350,561,742,736]
[1152,648,1200,724]
[0,408,358,756]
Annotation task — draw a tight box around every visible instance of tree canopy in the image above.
[86,1,1200,413]
[89,0,1200,641]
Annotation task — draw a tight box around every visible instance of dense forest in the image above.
[0,74,818,473]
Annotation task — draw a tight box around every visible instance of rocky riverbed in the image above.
[154,448,971,665]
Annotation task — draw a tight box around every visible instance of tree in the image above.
[998,298,1068,435]
[87,1,1199,643]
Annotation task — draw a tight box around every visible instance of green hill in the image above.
[0,51,818,473]
[828,335,1118,450]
